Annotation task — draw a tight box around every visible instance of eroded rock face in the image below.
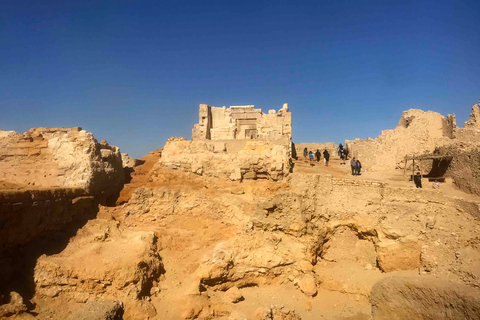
[0,127,124,201]
[370,276,480,320]
[0,291,27,318]
[34,219,164,301]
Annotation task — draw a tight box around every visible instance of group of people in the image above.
[303,148,330,166]
[337,143,349,164]
[302,145,363,175]
[350,157,362,175]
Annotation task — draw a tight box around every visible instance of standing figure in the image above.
[315,149,321,162]
[350,157,357,175]
[344,147,349,160]
[356,159,362,175]
[323,149,330,167]
[338,143,344,157]
[414,172,422,188]
[309,151,314,166]
[303,148,308,162]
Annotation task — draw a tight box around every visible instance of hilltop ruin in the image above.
[160,103,293,181]
[1,101,480,319]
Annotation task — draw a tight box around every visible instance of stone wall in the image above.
[159,137,292,181]
[192,103,291,141]
[0,127,124,201]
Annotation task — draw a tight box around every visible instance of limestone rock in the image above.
[297,274,317,296]
[377,240,422,272]
[224,286,244,303]
[34,220,164,300]
[252,305,302,320]
[66,300,124,320]
[0,291,27,317]
[370,276,480,320]
[0,127,124,201]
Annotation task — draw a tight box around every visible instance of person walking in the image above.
[338,143,343,157]
[414,172,422,188]
[356,159,362,175]
[303,148,308,162]
[315,149,321,162]
[323,149,330,166]
[350,157,357,175]
[309,151,314,166]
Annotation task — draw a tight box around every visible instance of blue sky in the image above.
[1,0,479,158]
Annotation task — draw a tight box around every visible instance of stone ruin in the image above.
[192,103,291,141]
[160,103,293,181]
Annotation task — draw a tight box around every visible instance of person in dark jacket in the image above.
[414,172,422,188]
[315,149,321,162]
[323,149,330,166]
[350,157,357,175]
[303,148,308,162]
[356,159,362,175]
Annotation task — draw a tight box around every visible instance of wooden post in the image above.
[412,159,415,180]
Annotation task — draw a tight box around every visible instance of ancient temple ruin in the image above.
[160,103,293,181]
[192,103,292,141]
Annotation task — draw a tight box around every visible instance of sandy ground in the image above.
[294,158,480,202]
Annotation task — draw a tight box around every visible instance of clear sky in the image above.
[1,0,479,158]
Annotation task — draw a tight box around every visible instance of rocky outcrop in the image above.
[370,276,480,320]
[0,127,124,202]
[160,137,292,181]
[0,292,28,318]
[34,219,164,301]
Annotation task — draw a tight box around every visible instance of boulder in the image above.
[34,220,164,300]
[377,240,422,272]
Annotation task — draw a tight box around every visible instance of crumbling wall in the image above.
[192,103,291,141]
[346,109,454,171]
[159,137,291,181]
[0,127,124,200]
[464,99,480,129]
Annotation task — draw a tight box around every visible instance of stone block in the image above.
[213,142,226,153]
